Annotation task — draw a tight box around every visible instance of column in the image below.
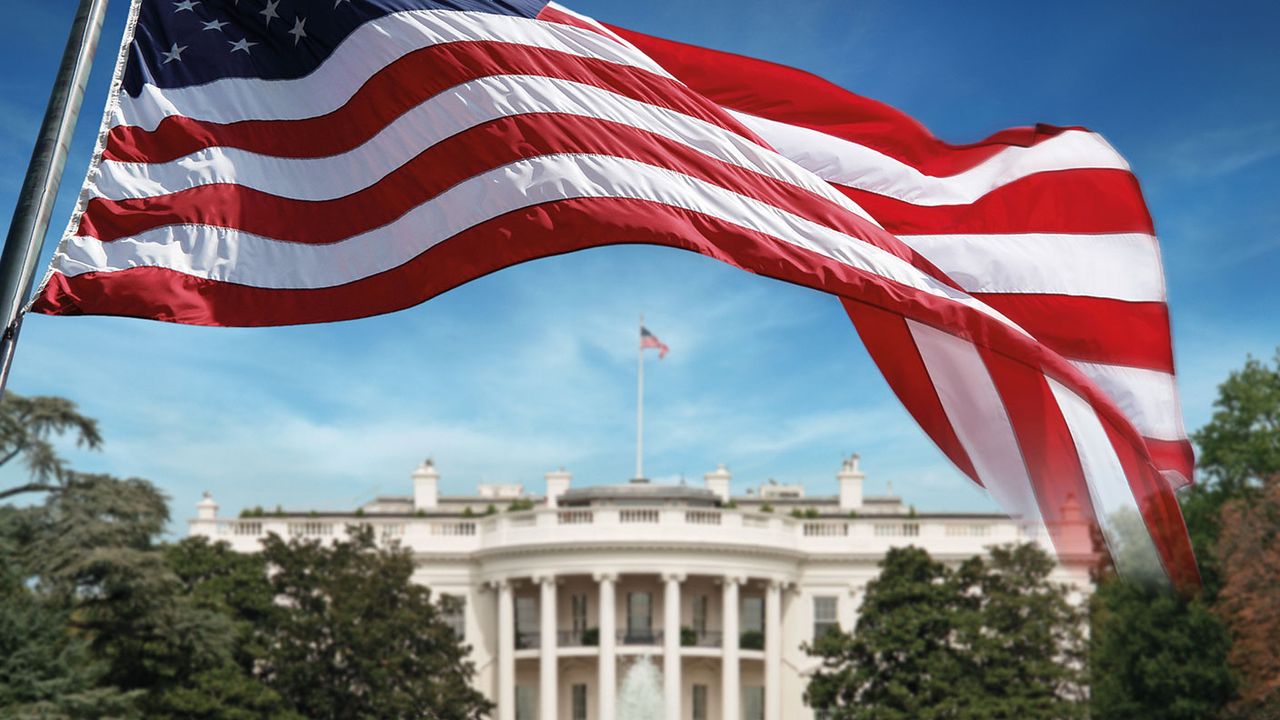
[764,581,783,720]
[721,575,742,720]
[538,575,557,720]
[663,572,685,720]
[595,572,618,720]
[496,579,515,720]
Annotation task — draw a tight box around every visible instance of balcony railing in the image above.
[618,629,662,645]
[516,631,540,649]
[197,508,1040,558]
[682,629,722,647]
[558,629,598,647]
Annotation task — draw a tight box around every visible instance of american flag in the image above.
[31,0,1196,588]
[640,326,668,359]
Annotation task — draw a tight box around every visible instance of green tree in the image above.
[0,393,101,500]
[805,546,964,719]
[259,525,493,720]
[4,473,294,720]
[951,544,1086,719]
[1089,580,1233,720]
[0,507,135,718]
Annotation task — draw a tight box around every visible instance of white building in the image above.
[190,455,1093,720]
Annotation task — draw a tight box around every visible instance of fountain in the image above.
[617,654,664,720]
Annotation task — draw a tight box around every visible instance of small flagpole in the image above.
[0,0,111,399]
[635,314,644,481]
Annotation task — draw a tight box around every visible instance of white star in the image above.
[201,18,229,31]
[173,0,200,12]
[228,37,258,54]
[260,0,280,27]
[161,42,188,63]
[288,16,307,45]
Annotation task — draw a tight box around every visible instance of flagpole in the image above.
[0,0,111,399]
[635,314,644,481]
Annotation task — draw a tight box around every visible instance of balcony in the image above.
[192,507,1034,559]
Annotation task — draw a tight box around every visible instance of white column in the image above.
[764,581,783,720]
[496,579,515,720]
[663,572,685,720]
[721,575,742,720]
[538,575,557,720]
[596,572,618,720]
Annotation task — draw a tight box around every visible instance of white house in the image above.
[189,455,1093,720]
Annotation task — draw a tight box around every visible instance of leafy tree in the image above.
[951,544,1086,719]
[259,525,493,720]
[4,473,293,719]
[1089,580,1234,720]
[0,393,101,500]
[805,546,964,719]
[806,544,1087,720]
[0,507,134,718]
[1214,481,1280,716]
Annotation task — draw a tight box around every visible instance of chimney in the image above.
[704,464,731,503]
[196,491,218,520]
[838,453,864,510]
[545,467,572,507]
[413,458,440,511]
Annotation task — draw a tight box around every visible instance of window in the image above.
[572,594,588,635]
[440,593,466,640]
[692,595,708,633]
[692,684,708,720]
[741,596,764,649]
[813,596,838,640]
[572,683,588,720]
[515,596,538,648]
[515,686,536,720]
[743,686,764,720]
[626,592,653,642]
[741,596,764,633]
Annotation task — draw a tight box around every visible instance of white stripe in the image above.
[58,152,1011,334]
[908,320,1050,539]
[94,74,871,227]
[115,9,674,132]
[729,110,1130,206]
[1047,377,1169,587]
[899,232,1166,302]
[1070,360,1187,442]
[544,2,628,45]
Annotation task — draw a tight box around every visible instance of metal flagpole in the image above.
[635,314,644,481]
[0,0,111,399]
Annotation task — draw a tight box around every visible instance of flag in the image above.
[29,0,1197,587]
[640,326,668,359]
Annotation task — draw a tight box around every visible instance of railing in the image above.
[682,629,722,647]
[558,629,598,647]
[803,522,848,537]
[288,522,334,537]
[619,509,659,523]
[516,631,540,649]
[685,510,720,525]
[430,521,476,536]
[195,508,1038,556]
[558,510,593,525]
[617,629,662,645]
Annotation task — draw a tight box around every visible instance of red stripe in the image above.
[609,25,1086,177]
[105,41,766,163]
[972,293,1174,373]
[1145,438,1195,488]
[1099,419,1201,589]
[837,170,1156,236]
[84,112,945,278]
[977,347,1103,562]
[843,299,980,484]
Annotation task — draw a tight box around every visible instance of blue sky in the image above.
[2,0,1278,528]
